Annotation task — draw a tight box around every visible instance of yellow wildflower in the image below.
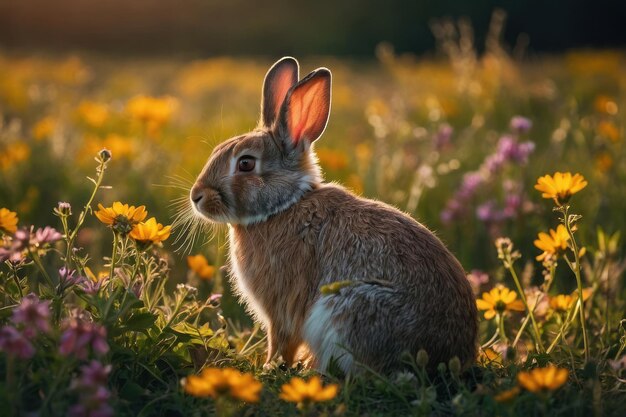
[550,288,592,312]
[32,116,56,141]
[598,121,620,142]
[95,202,147,234]
[494,386,520,403]
[534,172,587,206]
[77,100,109,128]
[534,225,570,262]
[594,95,618,115]
[187,254,215,281]
[316,148,349,171]
[0,142,31,171]
[595,152,613,173]
[476,286,525,320]
[126,95,178,134]
[0,208,19,234]
[187,254,215,280]
[130,218,171,245]
[279,376,339,404]
[478,348,502,366]
[517,365,569,393]
[183,367,262,403]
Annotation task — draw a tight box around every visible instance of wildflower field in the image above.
[1,36,626,416]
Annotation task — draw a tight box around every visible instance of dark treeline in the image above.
[0,0,625,56]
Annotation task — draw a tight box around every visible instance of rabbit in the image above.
[190,57,478,374]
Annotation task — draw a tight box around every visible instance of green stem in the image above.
[109,233,119,283]
[65,157,108,268]
[563,206,589,361]
[497,313,508,344]
[28,249,54,288]
[506,262,545,352]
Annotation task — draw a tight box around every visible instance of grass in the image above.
[0,33,625,417]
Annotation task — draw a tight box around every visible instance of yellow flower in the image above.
[280,376,339,404]
[77,100,109,128]
[478,348,502,366]
[95,202,148,234]
[32,116,56,140]
[130,218,171,245]
[183,367,262,403]
[187,254,215,280]
[550,288,592,312]
[534,172,587,206]
[494,386,520,403]
[0,142,31,171]
[476,285,525,320]
[598,121,620,142]
[0,208,18,234]
[534,225,570,261]
[126,95,178,134]
[517,365,569,393]
[549,294,573,312]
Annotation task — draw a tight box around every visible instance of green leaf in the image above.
[124,310,158,331]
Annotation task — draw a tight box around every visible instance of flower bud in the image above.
[416,349,429,368]
[98,148,112,163]
[57,201,72,216]
[448,356,462,376]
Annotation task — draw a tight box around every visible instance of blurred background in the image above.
[1,0,626,55]
[1,0,625,321]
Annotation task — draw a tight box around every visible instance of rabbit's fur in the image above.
[191,57,477,374]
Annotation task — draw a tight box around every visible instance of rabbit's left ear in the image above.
[277,68,331,148]
[261,57,299,128]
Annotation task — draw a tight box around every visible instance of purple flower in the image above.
[69,361,114,417]
[510,116,532,133]
[71,361,112,389]
[467,270,489,294]
[0,325,35,359]
[12,293,51,337]
[59,319,109,359]
[33,226,63,245]
[57,202,72,216]
[12,227,31,251]
[476,201,506,223]
[59,267,84,287]
[434,123,453,150]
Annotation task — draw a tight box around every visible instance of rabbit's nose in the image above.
[190,186,206,206]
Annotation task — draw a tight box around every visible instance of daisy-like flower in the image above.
[534,224,570,261]
[95,202,147,234]
[129,217,171,247]
[0,208,18,234]
[494,386,520,403]
[549,288,592,312]
[182,367,262,403]
[279,376,339,405]
[517,365,569,393]
[476,285,525,320]
[187,254,215,280]
[534,172,587,206]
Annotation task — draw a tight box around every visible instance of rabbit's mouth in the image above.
[190,185,231,223]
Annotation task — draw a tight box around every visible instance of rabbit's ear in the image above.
[278,68,331,147]
[261,57,299,128]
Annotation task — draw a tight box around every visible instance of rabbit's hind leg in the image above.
[303,283,411,375]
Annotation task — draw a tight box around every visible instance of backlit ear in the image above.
[261,57,299,128]
[279,68,331,146]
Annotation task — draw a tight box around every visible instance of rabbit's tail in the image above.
[303,281,477,375]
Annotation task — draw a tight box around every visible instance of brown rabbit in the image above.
[190,57,477,374]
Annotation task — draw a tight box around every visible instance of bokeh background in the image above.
[1,0,625,320]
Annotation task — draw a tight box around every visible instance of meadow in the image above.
[0,27,625,416]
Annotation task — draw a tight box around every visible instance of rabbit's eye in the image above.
[237,156,256,172]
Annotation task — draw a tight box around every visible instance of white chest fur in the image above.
[228,228,272,328]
